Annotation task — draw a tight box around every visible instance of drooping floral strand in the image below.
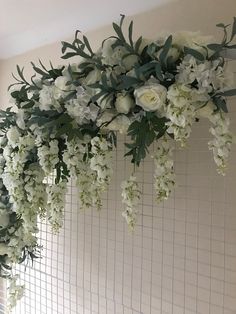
[6,275,25,313]
[63,137,101,210]
[208,112,234,175]
[121,175,141,229]
[46,179,67,232]
[165,84,197,147]
[153,138,175,202]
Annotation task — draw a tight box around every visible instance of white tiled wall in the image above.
[9,67,236,314]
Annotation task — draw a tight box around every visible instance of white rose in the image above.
[0,243,9,255]
[197,101,215,119]
[6,126,21,148]
[0,212,9,228]
[83,69,101,85]
[115,94,134,114]
[134,79,167,112]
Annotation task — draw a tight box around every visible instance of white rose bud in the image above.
[84,69,101,85]
[197,101,215,119]
[122,54,139,71]
[134,78,167,112]
[108,115,131,134]
[115,94,134,114]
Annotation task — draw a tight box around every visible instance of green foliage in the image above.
[125,113,167,166]
[208,17,236,59]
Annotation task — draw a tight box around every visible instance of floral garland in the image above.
[0,15,236,309]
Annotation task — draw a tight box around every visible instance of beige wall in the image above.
[1,1,236,314]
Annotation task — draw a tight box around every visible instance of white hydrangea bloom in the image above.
[153,138,175,202]
[37,140,59,175]
[65,86,99,125]
[208,112,233,175]
[121,175,141,229]
[177,56,234,94]
[165,84,197,146]
[46,180,67,232]
[39,77,72,112]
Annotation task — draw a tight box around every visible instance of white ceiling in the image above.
[0,0,170,60]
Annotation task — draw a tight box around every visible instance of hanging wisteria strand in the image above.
[0,15,235,310]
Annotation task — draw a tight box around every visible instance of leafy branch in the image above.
[208,17,236,59]
[125,113,167,166]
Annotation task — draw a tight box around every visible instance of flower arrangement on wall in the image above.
[0,15,235,309]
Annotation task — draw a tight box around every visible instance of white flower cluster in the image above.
[37,140,59,175]
[208,112,233,175]
[121,175,141,229]
[134,77,167,113]
[2,132,39,233]
[39,76,71,112]
[177,56,233,94]
[153,138,175,202]
[101,38,139,71]
[165,84,197,146]
[46,180,67,232]
[63,137,101,209]
[7,275,24,313]
[24,163,47,218]
[65,87,99,125]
